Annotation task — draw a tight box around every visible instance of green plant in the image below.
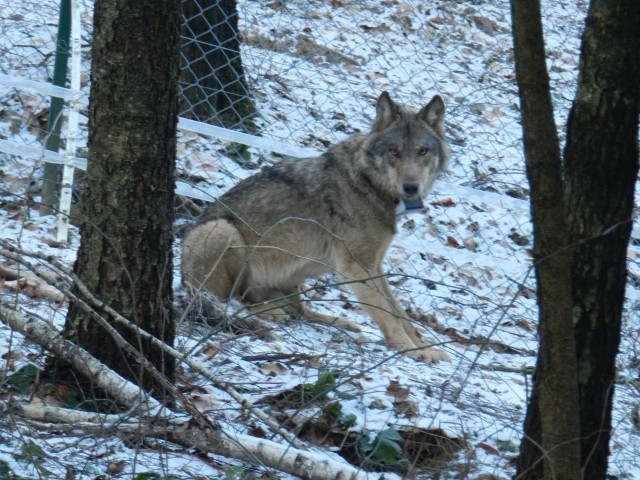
[298,370,340,403]
[226,143,251,165]
[134,473,176,480]
[7,364,39,394]
[358,427,406,467]
[19,441,52,477]
[322,401,357,427]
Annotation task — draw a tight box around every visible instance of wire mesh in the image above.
[1,0,639,478]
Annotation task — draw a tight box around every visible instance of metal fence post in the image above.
[40,0,71,216]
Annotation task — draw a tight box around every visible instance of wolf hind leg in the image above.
[181,219,249,299]
[243,286,298,322]
[246,285,360,331]
[292,287,361,332]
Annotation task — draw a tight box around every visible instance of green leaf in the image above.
[358,433,376,454]
[379,427,403,442]
[226,143,252,165]
[305,370,338,401]
[8,364,39,394]
[0,460,12,477]
[358,428,405,466]
[496,439,519,453]
[323,401,342,418]
[323,401,357,427]
[20,441,46,460]
[134,473,174,480]
[60,389,81,408]
[338,412,357,427]
[19,441,53,477]
[314,370,337,391]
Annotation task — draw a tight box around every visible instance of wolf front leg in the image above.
[340,262,450,363]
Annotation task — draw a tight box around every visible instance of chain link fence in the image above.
[1,0,640,477]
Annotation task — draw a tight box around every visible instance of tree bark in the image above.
[180,0,256,129]
[49,0,181,398]
[510,1,581,478]
[562,1,640,477]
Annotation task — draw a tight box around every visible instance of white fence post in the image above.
[56,0,82,242]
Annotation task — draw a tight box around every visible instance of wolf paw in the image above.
[407,347,451,363]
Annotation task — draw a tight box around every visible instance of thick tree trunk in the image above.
[50,0,181,398]
[510,1,581,478]
[514,0,640,478]
[180,0,256,129]
[562,1,640,477]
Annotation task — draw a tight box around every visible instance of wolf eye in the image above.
[389,146,400,157]
[418,147,429,156]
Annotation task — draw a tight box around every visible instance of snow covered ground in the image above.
[1,0,639,478]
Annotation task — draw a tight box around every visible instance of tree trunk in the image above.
[510,1,581,478]
[513,0,640,477]
[562,1,640,477]
[50,0,181,398]
[180,0,256,130]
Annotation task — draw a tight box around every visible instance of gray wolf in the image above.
[181,92,450,363]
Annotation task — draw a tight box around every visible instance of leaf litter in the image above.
[1,0,639,479]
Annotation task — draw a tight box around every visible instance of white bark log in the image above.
[2,277,66,302]
[13,403,383,480]
[0,262,67,302]
[0,302,169,419]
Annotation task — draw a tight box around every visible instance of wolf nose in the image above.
[402,182,420,197]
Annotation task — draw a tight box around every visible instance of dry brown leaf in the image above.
[430,197,456,208]
[446,236,460,248]
[477,442,500,455]
[386,379,410,403]
[35,236,63,249]
[196,341,221,360]
[260,362,289,377]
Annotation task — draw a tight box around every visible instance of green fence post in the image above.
[40,0,71,216]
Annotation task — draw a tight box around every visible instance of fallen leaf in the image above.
[368,397,388,410]
[394,399,419,418]
[196,342,221,360]
[430,197,456,207]
[463,236,478,251]
[477,442,499,455]
[265,0,282,9]
[259,362,289,377]
[106,461,126,475]
[446,236,460,248]
[248,424,268,438]
[426,223,439,237]
[386,380,410,403]
[41,237,64,248]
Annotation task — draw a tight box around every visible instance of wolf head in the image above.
[364,91,448,200]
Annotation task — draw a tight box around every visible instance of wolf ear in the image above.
[373,91,401,131]
[419,95,446,138]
